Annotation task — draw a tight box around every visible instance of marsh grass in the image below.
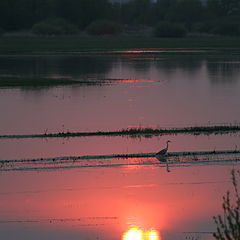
[213,169,240,240]
[0,125,239,139]
[120,126,240,135]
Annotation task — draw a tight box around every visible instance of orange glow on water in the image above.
[146,230,160,240]
[114,49,205,54]
[123,227,143,240]
[122,227,160,240]
[0,161,233,240]
[122,50,164,53]
[118,79,155,83]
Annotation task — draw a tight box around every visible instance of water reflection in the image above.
[154,56,203,74]
[0,55,112,80]
[207,58,240,84]
[123,226,160,240]
[1,50,240,240]
[0,52,240,139]
[0,164,236,240]
[0,54,240,87]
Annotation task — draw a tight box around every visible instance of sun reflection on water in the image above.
[123,227,160,240]
[146,230,159,240]
[123,227,143,240]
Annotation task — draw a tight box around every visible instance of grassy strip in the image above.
[1,150,240,172]
[1,36,240,55]
[1,150,240,164]
[2,158,240,172]
[0,76,84,87]
[0,126,240,139]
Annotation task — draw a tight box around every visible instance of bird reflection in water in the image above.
[155,140,171,172]
[122,226,160,240]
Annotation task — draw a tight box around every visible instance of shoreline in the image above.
[1,36,240,55]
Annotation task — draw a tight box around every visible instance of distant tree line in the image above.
[0,0,240,36]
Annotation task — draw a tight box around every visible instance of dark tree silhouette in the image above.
[0,0,239,35]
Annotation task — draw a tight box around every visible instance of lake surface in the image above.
[0,50,240,240]
[0,163,237,240]
[0,52,240,134]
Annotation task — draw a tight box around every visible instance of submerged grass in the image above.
[1,125,240,139]
[0,76,83,87]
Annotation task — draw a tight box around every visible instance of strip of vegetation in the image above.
[1,150,240,172]
[0,126,240,139]
[118,126,240,136]
[1,150,240,164]
[0,76,83,87]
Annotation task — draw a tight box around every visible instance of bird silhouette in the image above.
[156,140,171,158]
[155,140,172,172]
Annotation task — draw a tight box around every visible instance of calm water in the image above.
[1,51,240,240]
[0,163,238,240]
[0,53,240,134]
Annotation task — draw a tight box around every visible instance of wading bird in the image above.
[156,140,171,172]
[156,140,171,158]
